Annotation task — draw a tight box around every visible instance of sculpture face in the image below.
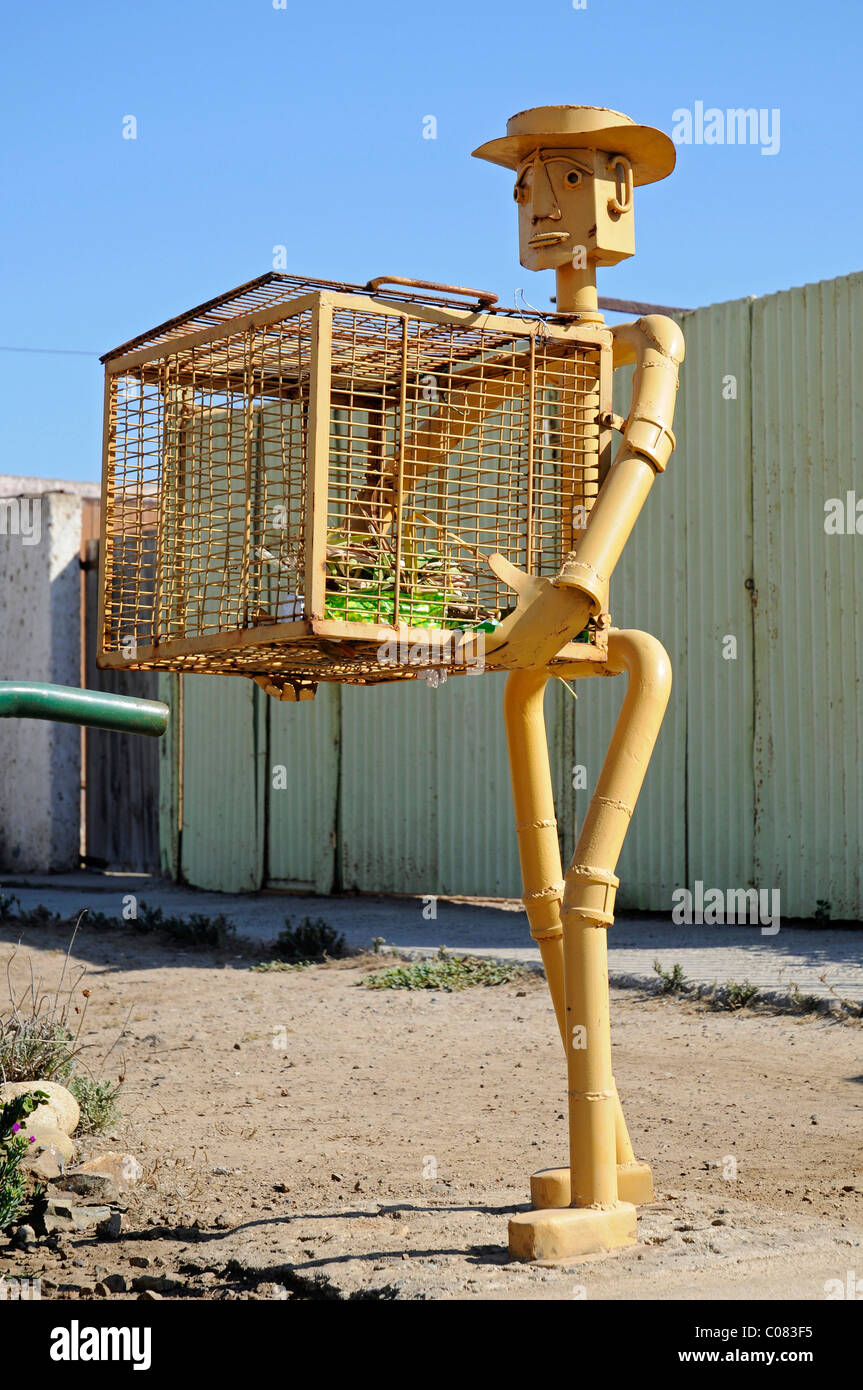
[514,147,636,271]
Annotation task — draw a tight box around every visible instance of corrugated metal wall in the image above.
[339,674,573,898]
[160,271,863,919]
[681,299,755,897]
[180,675,266,893]
[573,298,756,907]
[751,274,863,918]
[268,683,340,893]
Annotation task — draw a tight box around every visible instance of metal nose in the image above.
[531,166,562,222]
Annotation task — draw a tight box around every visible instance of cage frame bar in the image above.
[103,290,613,380]
[96,372,114,659]
[304,296,334,619]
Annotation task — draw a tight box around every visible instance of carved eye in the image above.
[564,169,582,188]
[513,183,527,203]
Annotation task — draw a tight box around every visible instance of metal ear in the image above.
[606,155,634,218]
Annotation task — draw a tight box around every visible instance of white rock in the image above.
[0,1080,80,1136]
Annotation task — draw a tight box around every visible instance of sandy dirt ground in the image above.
[1,918,861,1302]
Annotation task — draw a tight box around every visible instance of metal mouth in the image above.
[528,231,570,248]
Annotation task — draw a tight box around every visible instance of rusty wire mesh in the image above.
[100,286,605,684]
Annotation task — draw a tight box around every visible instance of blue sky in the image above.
[1,0,859,481]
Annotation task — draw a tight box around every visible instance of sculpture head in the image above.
[473,105,675,275]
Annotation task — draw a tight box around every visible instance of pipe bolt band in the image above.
[552,556,606,608]
[565,864,620,890]
[624,415,676,473]
[592,795,633,818]
[530,924,563,943]
[562,905,616,928]
[522,882,565,904]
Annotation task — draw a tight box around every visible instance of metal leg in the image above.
[508,630,671,1260]
[503,662,646,1186]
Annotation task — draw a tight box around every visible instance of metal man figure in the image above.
[473,105,685,1260]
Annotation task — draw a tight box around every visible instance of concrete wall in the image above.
[0,492,83,871]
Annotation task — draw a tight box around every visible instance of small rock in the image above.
[97,1211,123,1240]
[133,1274,183,1294]
[47,1195,101,1219]
[26,1150,67,1182]
[21,1125,76,1177]
[41,1215,73,1237]
[810,1114,819,1125]
[129,1255,151,1269]
[330,1173,343,1183]
[94,1281,110,1297]
[103,1273,128,1292]
[59,1173,114,1200]
[40,1196,123,1238]
[139,1289,162,1300]
[63,1152,142,1196]
[273,1182,289,1193]
[14,1225,37,1248]
[256,1281,288,1299]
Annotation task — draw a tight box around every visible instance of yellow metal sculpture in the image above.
[474,104,683,1260]
[97,102,683,1264]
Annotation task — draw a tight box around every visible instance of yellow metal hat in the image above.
[472,104,676,186]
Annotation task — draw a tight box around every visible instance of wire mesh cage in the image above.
[98,273,613,693]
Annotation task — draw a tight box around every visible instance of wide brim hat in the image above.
[472,104,676,186]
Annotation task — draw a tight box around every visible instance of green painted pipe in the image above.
[0,682,169,737]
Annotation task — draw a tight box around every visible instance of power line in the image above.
[0,345,98,357]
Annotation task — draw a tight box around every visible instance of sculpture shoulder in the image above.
[611,316,685,369]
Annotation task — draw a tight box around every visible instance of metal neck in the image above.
[555,263,604,323]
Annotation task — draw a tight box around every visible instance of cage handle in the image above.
[365,275,498,310]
